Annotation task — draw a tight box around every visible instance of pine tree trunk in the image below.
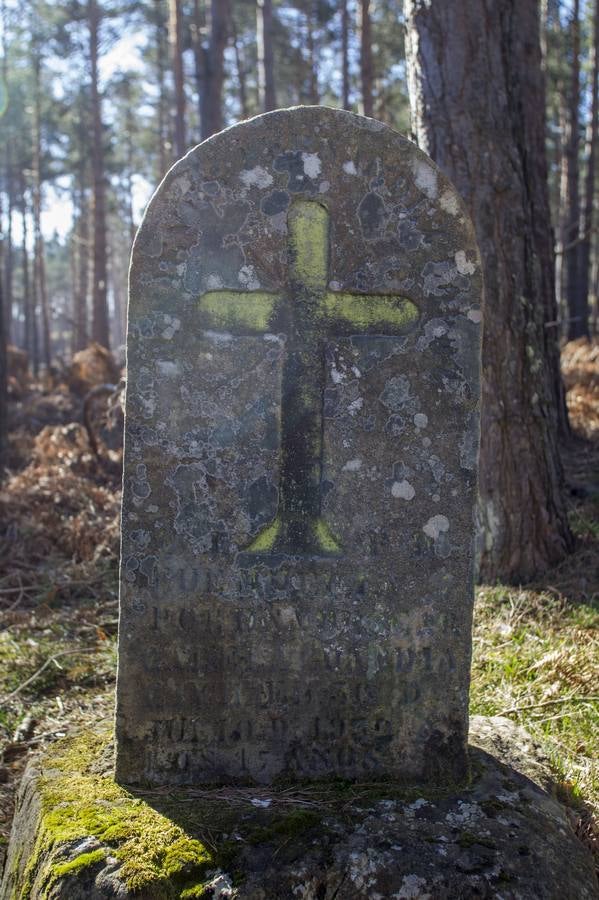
[231,13,248,119]
[19,175,34,371]
[306,6,319,105]
[0,190,7,475]
[31,51,51,370]
[341,0,350,110]
[555,97,569,322]
[565,0,584,339]
[168,0,186,157]
[406,0,573,583]
[89,0,110,349]
[257,0,276,112]
[72,183,88,354]
[154,0,169,176]
[4,144,13,344]
[359,0,374,117]
[578,0,599,338]
[203,0,230,138]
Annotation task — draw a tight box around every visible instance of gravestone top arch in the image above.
[116,106,482,785]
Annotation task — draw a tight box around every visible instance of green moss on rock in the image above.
[18,729,214,899]
[51,849,106,879]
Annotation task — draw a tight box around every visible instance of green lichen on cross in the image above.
[198,198,419,557]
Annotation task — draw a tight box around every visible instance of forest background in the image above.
[0,0,597,874]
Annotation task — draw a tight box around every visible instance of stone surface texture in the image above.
[116,106,483,785]
[2,718,597,899]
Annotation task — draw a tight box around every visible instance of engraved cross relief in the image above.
[198,198,419,557]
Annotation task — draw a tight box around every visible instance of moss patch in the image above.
[19,729,213,899]
[51,848,106,879]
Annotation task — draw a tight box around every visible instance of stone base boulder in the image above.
[2,717,597,899]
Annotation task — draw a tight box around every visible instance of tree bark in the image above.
[154,0,169,176]
[565,0,584,339]
[359,0,374,117]
[89,0,110,349]
[31,48,51,370]
[578,0,598,339]
[0,191,7,475]
[4,143,13,344]
[257,0,276,112]
[406,0,573,583]
[168,0,186,158]
[231,12,249,119]
[204,0,230,138]
[72,184,88,354]
[555,97,569,321]
[19,174,35,373]
[306,5,319,105]
[341,0,350,110]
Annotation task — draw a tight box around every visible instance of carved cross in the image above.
[198,198,418,557]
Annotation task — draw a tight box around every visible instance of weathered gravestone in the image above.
[116,106,482,785]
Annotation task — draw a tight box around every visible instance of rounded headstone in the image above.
[116,106,483,785]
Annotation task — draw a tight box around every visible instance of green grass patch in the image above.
[470,586,599,810]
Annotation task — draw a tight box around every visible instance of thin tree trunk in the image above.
[306,6,319,105]
[231,14,248,119]
[72,184,88,354]
[201,0,230,138]
[578,0,598,339]
[555,97,569,321]
[359,0,374,117]
[565,0,583,339]
[0,189,7,475]
[406,0,573,583]
[1,0,12,345]
[89,0,110,349]
[341,0,350,110]
[257,0,276,112]
[169,0,186,157]
[155,0,169,176]
[4,144,13,344]
[20,176,34,372]
[31,50,51,370]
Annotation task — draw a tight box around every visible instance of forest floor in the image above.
[0,340,597,874]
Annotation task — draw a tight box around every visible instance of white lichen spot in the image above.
[331,366,344,385]
[414,413,428,429]
[394,874,431,900]
[412,158,438,199]
[206,273,224,290]
[173,173,192,196]
[352,365,362,377]
[343,160,358,175]
[161,315,181,340]
[391,480,415,501]
[422,436,431,448]
[455,250,476,275]
[301,152,321,178]
[347,397,363,415]
[240,165,273,189]
[445,801,482,827]
[204,330,233,344]
[468,308,482,323]
[238,265,260,290]
[329,280,342,290]
[318,180,330,193]
[263,333,283,344]
[440,188,460,216]
[423,514,450,540]
[343,458,362,472]
[155,360,180,376]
